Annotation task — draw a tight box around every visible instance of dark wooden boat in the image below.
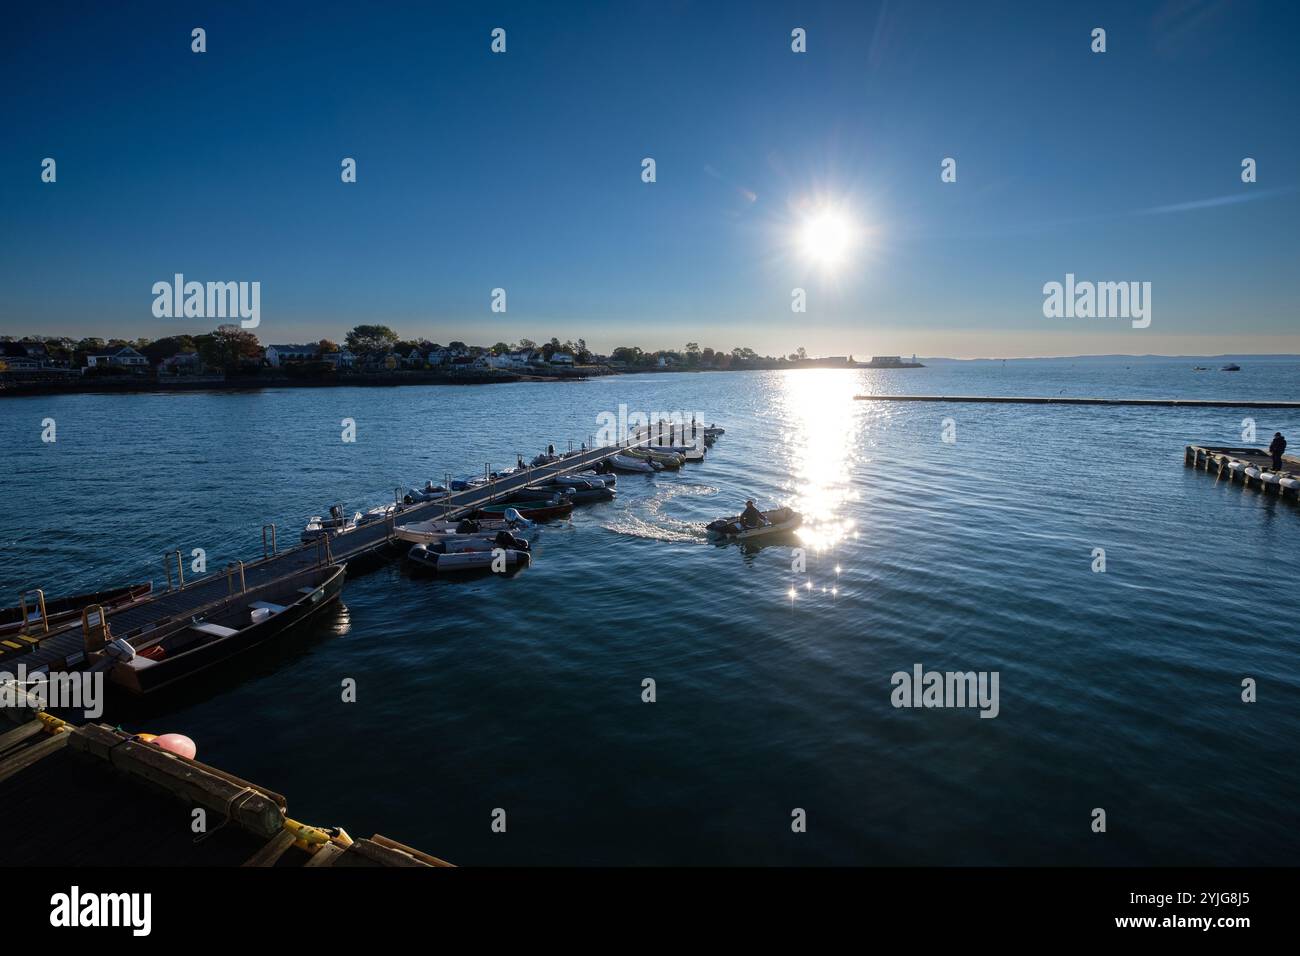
[96,565,346,695]
[474,499,574,522]
[0,583,152,637]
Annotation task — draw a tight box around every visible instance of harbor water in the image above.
[3,362,1298,864]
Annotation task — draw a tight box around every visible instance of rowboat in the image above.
[707,507,802,541]
[94,564,347,695]
[474,499,574,521]
[1,583,153,638]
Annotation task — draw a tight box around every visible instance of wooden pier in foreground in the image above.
[0,709,451,867]
[855,395,1300,408]
[1185,445,1300,501]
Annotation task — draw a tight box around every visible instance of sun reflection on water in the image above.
[773,370,863,552]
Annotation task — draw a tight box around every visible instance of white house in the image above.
[550,352,575,366]
[320,349,355,369]
[265,344,318,367]
[86,346,148,368]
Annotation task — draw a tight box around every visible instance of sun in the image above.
[797,207,859,270]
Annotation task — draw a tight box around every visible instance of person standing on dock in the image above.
[1269,432,1287,470]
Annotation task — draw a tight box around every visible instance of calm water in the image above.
[3,362,1298,865]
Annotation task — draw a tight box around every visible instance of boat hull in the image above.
[474,501,573,521]
[110,565,347,695]
[0,583,152,637]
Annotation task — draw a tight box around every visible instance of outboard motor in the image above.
[494,531,529,552]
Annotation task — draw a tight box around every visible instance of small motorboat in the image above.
[475,498,574,522]
[707,506,802,541]
[358,502,401,525]
[404,482,448,503]
[566,485,616,504]
[550,472,616,489]
[609,454,657,474]
[302,505,362,541]
[1,583,153,638]
[406,541,531,573]
[93,564,347,695]
[1222,363,1241,371]
[395,512,534,544]
[530,452,560,467]
[626,447,684,468]
[649,444,705,462]
[501,487,576,504]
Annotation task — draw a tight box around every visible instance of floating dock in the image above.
[0,708,451,867]
[855,395,1300,408]
[1185,445,1300,501]
[1,428,692,676]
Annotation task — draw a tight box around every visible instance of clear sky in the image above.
[2,0,1296,358]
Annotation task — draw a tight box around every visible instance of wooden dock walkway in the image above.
[855,395,1300,408]
[1,431,673,674]
[0,710,451,867]
[1185,444,1300,501]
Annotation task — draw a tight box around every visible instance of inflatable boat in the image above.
[707,506,802,541]
[609,454,657,474]
[406,542,531,573]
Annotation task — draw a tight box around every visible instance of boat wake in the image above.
[600,483,719,543]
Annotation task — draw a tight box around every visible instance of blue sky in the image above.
[1,0,1296,358]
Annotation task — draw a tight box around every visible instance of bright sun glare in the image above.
[797,207,858,269]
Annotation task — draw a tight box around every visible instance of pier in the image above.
[854,395,1300,408]
[1,426,693,675]
[0,708,450,866]
[1185,445,1300,501]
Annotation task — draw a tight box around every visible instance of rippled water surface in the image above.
[3,362,1298,864]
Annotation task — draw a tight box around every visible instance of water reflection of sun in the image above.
[775,369,862,553]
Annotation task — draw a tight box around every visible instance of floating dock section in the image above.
[3,427,692,677]
[1185,445,1300,501]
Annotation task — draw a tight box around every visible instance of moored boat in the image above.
[1,583,153,638]
[94,564,347,695]
[609,454,657,474]
[406,542,531,573]
[302,505,362,541]
[395,511,534,544]
[474,498,574,521]
[626,447,685,468]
